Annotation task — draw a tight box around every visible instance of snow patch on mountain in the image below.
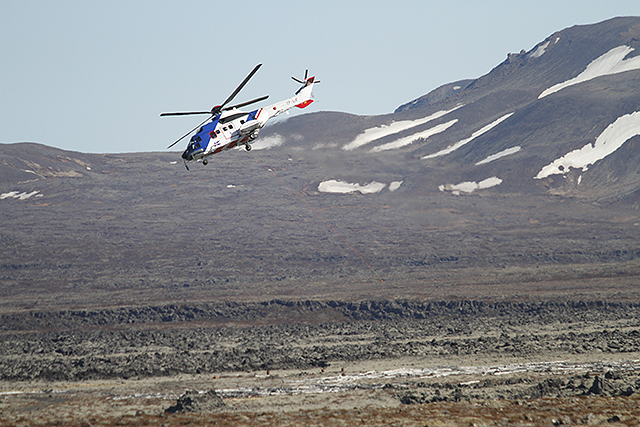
[1,190,42,200]
[371,120,458,152]
[529,41,550,59]
[539,45,640,99]
[343,105,463,151]
[476,146,521,165]
[422,113,514,159]
[318,180,387,194]
[439,177,503,195]
[389,181,403,191]
[535,110,640,179]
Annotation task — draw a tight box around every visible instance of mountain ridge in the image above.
[256,16,640,204]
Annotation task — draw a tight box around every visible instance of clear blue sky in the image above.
[2,0,640,153]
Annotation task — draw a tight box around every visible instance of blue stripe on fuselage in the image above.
[189,116,220,151]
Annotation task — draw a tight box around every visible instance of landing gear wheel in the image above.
[245,144,252,151]
[203,159,208,165]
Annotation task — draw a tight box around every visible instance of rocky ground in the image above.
[2,299,640,426]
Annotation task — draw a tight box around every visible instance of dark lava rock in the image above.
[586,374,637,397]
[399,388,460,404]
[528,378,566,399]
[587,375,607,395]
[165,389,225,413]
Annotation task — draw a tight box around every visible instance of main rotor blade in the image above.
[160,111,212,116]
[292,76,305,84]
[224,95,269,111]
[218,63,262,110]
[167,115,212,149]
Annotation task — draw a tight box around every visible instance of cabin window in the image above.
[240,120,245,124]
[228,124,234,129]
[223,127,228,131]
[216,130,221,135]
[209,131,216,138]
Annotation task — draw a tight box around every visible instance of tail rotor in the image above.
[292,69,319,94]
[292,69,320,85]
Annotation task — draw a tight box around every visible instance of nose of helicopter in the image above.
[181,150,193,161]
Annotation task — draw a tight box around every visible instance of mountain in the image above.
[3,17,640,311]
[259,16,640,203]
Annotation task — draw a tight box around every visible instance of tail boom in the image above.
[262,78,316,120]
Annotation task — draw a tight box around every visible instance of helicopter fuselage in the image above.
[181,108,263,161]
[181,77,316,165]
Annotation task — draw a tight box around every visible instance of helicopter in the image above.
[161,64,318,169]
